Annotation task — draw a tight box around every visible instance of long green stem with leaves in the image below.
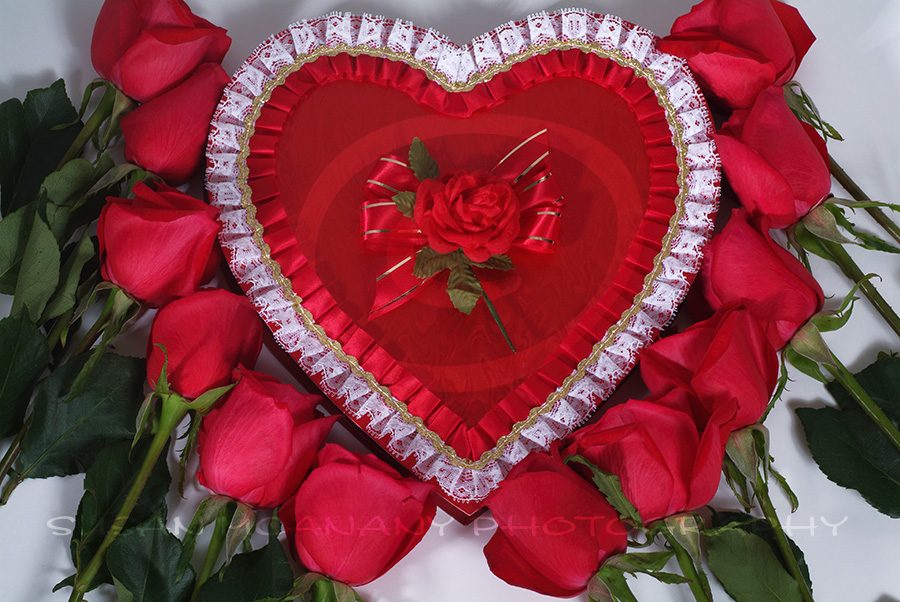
[830,155,900,246]
[56,86,116,170]
[825,354,900,454]
[189,510,229,602]
[67,394,189,602]
[818,238,900,340]
[661,530,712,602]
[754,476,815,602]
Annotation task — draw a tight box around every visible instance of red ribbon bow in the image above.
[360,130,565,318]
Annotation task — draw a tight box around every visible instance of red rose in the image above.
[98,181,221,307]
[121,62,231,185]
[565,392,724,523]
[483,451,627,597]
[414,170,520,262]
[91,0,231,103]
[146,289,264,399]
[281,444,436,586]
[700,209,824,348]
[715,86,831,229]
[640,309,779,436]
[658,0,815,109]
[196,367,337,508]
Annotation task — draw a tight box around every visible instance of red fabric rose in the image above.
[91,0,231,103]
[121,62,230,185]
[146,289,263,399]
[658,0,815,109]
[98,181,221,307]
[281,444,436,586]
[196,367,337,508]
[414,170,521,262]
[715,85,831,229]
[565,391,724,523]
[483,451,627,597]
[640,309,779,436]
[700,209,824,348]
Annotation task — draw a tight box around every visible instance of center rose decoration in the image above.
[360,130,565,350]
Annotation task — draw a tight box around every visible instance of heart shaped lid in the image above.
[206,9,719,518]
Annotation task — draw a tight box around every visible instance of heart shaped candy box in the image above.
[206,9,719,519]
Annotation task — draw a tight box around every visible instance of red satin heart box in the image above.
[206,9,719,521]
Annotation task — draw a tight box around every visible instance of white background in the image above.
[0,1,899,601]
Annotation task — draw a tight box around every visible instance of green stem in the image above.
[755,476,815,602]
[819,238,900,340]
[67,394,189,602]
[69,290,116,359]
[480,285,516,354]
[830,155,900,246]
[46,307,75,355]
[0,414,33,502]
[663,531,712,602]
[189,510,230,602]
[56,86,116,170]
[824,355,900,455]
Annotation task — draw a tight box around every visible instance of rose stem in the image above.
[67,395,189,602]
[754,474,816,602]
[480,285,516,354]
[824,352,900,455]
[661,528,712,602]
[0,414,33,503]
[189,510,230,602]
[818,238,900,340]
[830,155,900,246]
[68,289,116,359]
[56,85,116,170]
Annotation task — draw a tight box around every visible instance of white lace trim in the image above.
[205,9,720,505]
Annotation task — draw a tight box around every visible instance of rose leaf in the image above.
[413,247,461,279]
[409,137,439,181]
[706,527,802,602]
[391,191,416,219]
[473,254,514,271]
[447,264,482,315]
[0,312,50,438]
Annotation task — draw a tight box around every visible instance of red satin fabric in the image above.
[246,49,679,461]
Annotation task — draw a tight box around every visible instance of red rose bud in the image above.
[483,452,627,597]
[196,367,338,508]
[715,86,831,229]
[414,170,521,263]
[281,444,436,586]
[147,289,263,399]
[565,392,724,523]
[98,181,221,307]
[91,0,231,103]
[701,209,824,348]
[121,63,230,185]
[658,0,815,109]
[640,309,779,437]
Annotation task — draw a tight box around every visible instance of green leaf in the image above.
[37,158,98,245]
[797,406,900,517]
[413,247,462,279]
[446,264,482,315]
[784,346,828,384]
[706,527,802,602]
[408,137,439,181]
[391,191,416,219]
[592,567,639,602]
[0,98,28,216]
[41,230,95,322]
[565,455,643,528]
[8,80,82,216]
[0,201,37,293]
[195,521,293,602]
[17,353,143,479]
[0,312,50,437]
[792,223,833,263]
[828,203,900,254]
[710,511,811,593]
[107,510,194,602]
[473,254,515,271]
[11,214,60,324]
[71,438,172,589]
